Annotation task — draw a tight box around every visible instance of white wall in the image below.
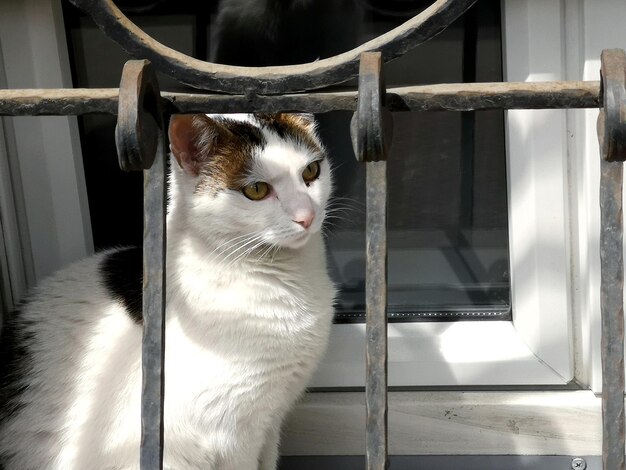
[0,0,93,302]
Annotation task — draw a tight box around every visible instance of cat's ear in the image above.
[168,114,223,176]
[289,113,316,129]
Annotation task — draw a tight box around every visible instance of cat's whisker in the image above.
[255,243,278,264]
[219,234,267,266]
[209,231,261,256]
[208,238,260,265]
[225,238,271,269]
[329,195,365,207]
[326,203,363,216]
[210,238,267,270]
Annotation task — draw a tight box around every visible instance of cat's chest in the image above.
[162,315,322,418]
[170,257,333,322]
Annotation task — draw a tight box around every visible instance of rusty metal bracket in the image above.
[115,59,164,171]
[597,49,626,470]
[351,53,394,163]
[598,49,626,163]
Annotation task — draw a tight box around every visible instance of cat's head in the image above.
[168,113,332,251]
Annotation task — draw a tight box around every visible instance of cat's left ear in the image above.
[168,114,225,176]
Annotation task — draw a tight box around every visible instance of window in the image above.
[5,0,619,391]
[60,0,571,388]
[314,0,575,387]
[63,0,509,324]
[0,0,91,298]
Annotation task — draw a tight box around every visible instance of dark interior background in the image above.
[62,0,510,322]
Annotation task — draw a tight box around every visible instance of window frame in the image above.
[0,0,93,297]
[1,0,621,391]
[312,0,575,387]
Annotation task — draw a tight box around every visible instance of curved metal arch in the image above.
[68,0,477,95]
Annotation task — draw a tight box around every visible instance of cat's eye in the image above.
[302,161,321,184]
[242,182,270,200]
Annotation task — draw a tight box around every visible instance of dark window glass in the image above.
[62,0,510,323]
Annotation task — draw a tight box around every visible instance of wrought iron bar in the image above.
[115,60,167,469]
[599,158,625,470]
[68,0,477,94]
[597,49,626,470]
[365,162,388,470]
[0,81,600,116]
[141,134,167,470]
[351,52,392,470]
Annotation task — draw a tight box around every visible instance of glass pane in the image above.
[62,0,510,323]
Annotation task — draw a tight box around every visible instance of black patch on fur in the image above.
[100,247,143,325]
[219,117,266,149]
[256,114,294,140]
[255,114,322,156]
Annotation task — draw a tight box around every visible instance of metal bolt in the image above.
[571,457,587,470]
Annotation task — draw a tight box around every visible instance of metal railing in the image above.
[1,1,625,469]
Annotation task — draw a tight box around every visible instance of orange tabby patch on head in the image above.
[169,114,265,194]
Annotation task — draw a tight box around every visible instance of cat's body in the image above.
[0,114,335,469]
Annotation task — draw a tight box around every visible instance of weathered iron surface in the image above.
[350,53,393,163]
[598,49,626,470]
[68,0,477,94]
[141,136,167,470]
[365,161,388,470]
[115,60,167,469]
[599,158,625,470]
[598,50,626,162]
[351,53,390,470]
[0,81,601,116]
[115,60,163,171]
[388,81,600,111]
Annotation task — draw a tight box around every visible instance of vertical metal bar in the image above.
[599,158,625,470]
[597,49,626,470]
[351,51,391,470]
[365,160,388,470]
[140,134,167,469]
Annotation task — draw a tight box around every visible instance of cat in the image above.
[0,113,336,470]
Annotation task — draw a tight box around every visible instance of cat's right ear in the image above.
[168,114,220,176]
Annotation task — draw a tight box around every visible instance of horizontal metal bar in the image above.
[0,81,600,116]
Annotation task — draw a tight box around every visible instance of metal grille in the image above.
[1,1,625,469]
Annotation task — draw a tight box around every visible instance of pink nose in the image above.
[294,213,314,229]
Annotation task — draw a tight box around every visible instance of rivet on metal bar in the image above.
[351,51,393,470]
[116,59,167,470]
[597,48,626,470]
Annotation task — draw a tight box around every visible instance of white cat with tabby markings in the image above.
[0,113,336,470]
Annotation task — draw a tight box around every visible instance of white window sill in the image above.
[282,390,602,456]
[310,321,570,388]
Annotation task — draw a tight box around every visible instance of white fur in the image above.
[0,116,335,469]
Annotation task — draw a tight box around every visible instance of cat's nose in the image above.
[293,213,314,229]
